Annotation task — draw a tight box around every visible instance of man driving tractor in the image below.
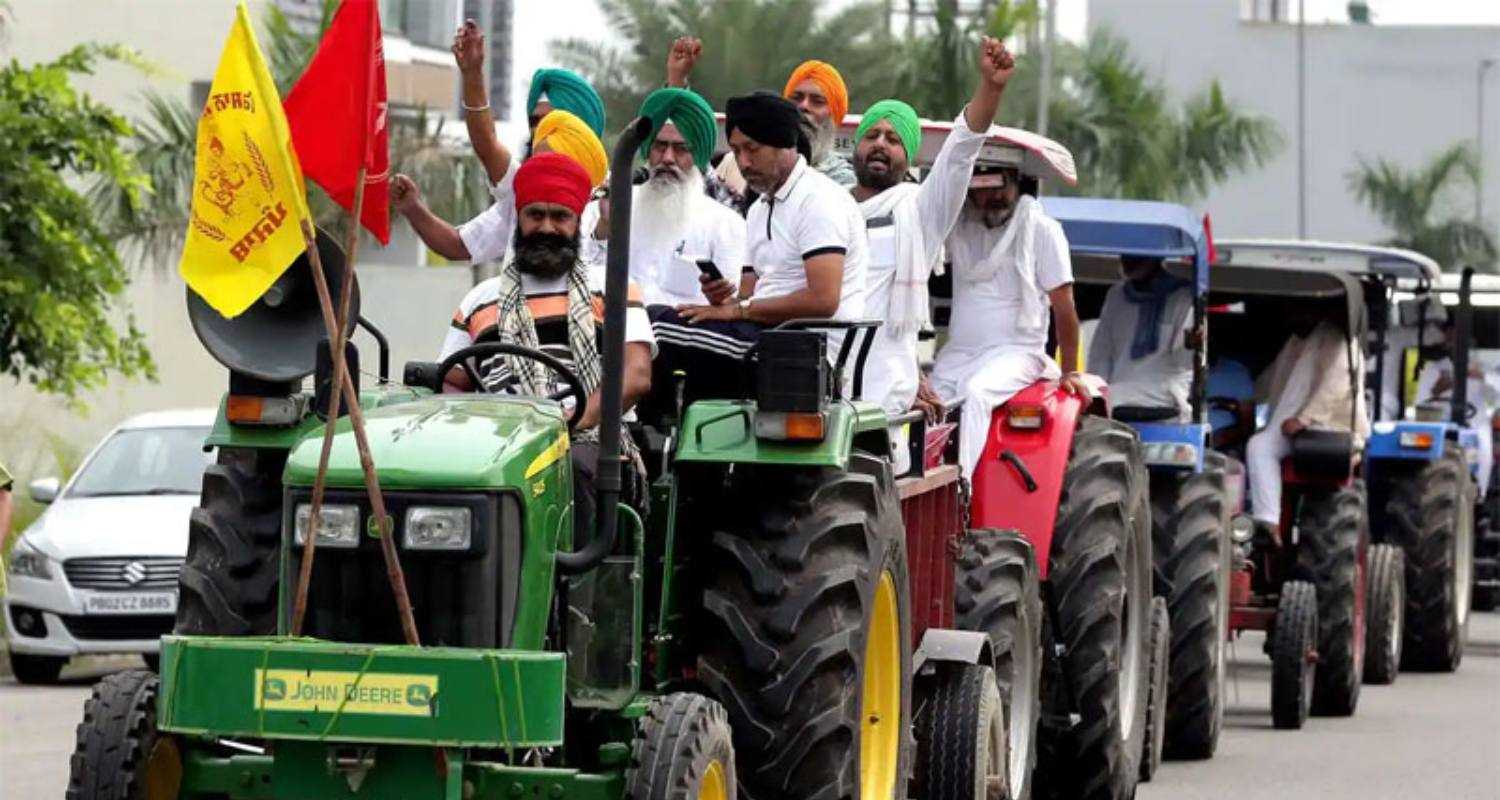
[1086,254,1196,420]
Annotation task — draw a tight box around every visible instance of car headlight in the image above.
[6,540,54,580]
[403,507,472,551]
[293,504,361,548]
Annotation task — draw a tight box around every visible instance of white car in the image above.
[3,409,214,683]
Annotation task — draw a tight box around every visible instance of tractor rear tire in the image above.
[698,453,912,800]
[628,692,737,800]
[1392,449,1475,671]
[954,529,1042,800]
[1362,544,1405,685]
[1296,485,1366,716]
[1270,581,1318,730]
[174,448,286,637]
[1139,597,1170,783]
[912,664,1006,800]
[66,670,180,800]
[1037,416,1151,800]
[1151,452,1231,760]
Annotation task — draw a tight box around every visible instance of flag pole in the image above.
[296,216,420,646]
[289,168,369,637]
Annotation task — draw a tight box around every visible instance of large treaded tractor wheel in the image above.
[1037,416,1151,800]
[1391,448,1475,671]
[1138,597,1170,783]
[629,692,737,800]
[66,670,181,800]
[954,529,1042,800]
[912,663,1006,800]
[1362,543,1405,685]
[698,453,912,800]
[1270,581,1318,730]
[1296,485,1366,716]
[174,448,286,636]
[1150,451,1231,759]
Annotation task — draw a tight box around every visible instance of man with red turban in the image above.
[438,152,655,533]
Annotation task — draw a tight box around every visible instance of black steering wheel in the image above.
[438,342,588,432]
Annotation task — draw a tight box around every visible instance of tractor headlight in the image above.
[6,539,54,580]
[1142,442,1198,467]
[293,504,361,548]
[1230,515,1255,545]
[403,507,472,551]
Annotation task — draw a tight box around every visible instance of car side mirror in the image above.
[29,477,60,504]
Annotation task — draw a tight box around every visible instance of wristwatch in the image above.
[738,298,752,320]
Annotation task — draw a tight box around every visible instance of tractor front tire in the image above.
[1151,452,1231,759]
[954,529,1042,800]
[1139,597,1170,783]
[698,453,912,800]
[1392,449,1475,671]
[66,670,180,800]
[1038,416,1151,800]
[1362,544,1405,685]
[913,664,1006,800]
[175,448,286,637]
[1296,485,1366,716]
[628,692,736,800]
[1270,581,1318,730]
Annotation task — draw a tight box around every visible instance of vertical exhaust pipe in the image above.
[1450,267,1474,426]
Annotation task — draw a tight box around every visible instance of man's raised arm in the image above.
[454,20,513,185]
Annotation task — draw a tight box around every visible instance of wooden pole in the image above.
[290,169,369,637]
[297,216,421,646]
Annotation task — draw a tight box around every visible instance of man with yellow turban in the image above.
[783,59,856,186]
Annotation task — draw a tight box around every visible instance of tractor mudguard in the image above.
[912,628,992,673]
[673,398,889,469]
[1365,421,1448,465]
[970,380,1093,579]
[203,385,430,451]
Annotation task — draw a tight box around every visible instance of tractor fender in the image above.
[912,628,993,675]
[970,380,1092,580]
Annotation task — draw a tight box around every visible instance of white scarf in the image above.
[862,183,935,338]
[964,194,1047,331]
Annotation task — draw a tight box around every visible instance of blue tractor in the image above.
[1044,198,1233,771]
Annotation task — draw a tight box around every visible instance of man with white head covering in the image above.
[932,140,1087,479]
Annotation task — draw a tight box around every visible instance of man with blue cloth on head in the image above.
[1086,255,1197,421]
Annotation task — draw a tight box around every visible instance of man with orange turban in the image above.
[783,59,856,186]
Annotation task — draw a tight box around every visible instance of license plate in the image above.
[83,592,177,615]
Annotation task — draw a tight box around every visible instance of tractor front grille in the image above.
[64,557,182,591]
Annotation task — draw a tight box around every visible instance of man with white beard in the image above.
[582,87,745,312]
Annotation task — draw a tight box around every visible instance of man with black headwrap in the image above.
[647,91,868,406]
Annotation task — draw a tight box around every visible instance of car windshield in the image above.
[66,426,213,499]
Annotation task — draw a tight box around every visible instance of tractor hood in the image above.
[283,395,570,492]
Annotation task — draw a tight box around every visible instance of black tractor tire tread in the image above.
[174,451,285,637]
[1151,451,1231,759]
[1296,486,1365,716]
[697,452,912,800]
[65,669,166,800]
[1390,449,1473,671]
[1362,544,1405,685]
[1270,581,1318,730]
[913,664,1004,800]
[1037,415,1150,800]
[954,528,1041,800]
[1139,597,1170,782]
[628,692,737,800]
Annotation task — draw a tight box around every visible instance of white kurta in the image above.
[1417,357,1497,493]
[1086,282,1195,419]
[933,203,1074,477]
[581,191,747,308]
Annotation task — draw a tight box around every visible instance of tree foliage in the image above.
[1348,142,1498,272]
[0,45,156,397]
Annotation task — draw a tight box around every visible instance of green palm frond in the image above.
[1348,142,1497,272]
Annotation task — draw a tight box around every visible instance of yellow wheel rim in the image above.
[860,570,901,800]
[698,759,729,800]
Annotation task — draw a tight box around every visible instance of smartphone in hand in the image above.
[695,259,724,282]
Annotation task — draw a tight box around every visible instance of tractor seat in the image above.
[1284,428,1355,484]
[1113,405,1180,423]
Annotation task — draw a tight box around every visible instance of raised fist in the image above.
[666,36,703,86]
[452,19,485,75]
[977,36,1016,89]
[391,174,422,216]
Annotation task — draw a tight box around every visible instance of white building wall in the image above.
[1088,0,1500,246]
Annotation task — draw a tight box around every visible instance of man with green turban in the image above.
[582,86,745,314]
[850,36,1016,470]
[526,67,607,136]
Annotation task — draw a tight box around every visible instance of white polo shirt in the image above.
[744,156,868,321]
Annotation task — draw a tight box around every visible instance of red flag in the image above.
[285,0,390,244]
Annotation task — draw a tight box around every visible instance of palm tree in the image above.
[1348,142,1498,272]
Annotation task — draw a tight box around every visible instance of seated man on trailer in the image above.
[1246,305,1370,535]
[1086,255,1196,421]
[930,151,1088,478]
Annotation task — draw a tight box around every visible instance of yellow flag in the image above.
[179,2,311,318]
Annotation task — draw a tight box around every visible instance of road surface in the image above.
[3,617,1498,798]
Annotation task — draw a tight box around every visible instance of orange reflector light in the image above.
[1398,431,1434,449]
[754,411,827,441]
[225,395,302,427]
[1007,404,1045,430]
[225,395,264,424]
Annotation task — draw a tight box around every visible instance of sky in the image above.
[501,0,1500,138]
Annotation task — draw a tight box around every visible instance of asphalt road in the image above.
[3,616,1498,799]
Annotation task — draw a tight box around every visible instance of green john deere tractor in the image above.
[65,119,1009,800]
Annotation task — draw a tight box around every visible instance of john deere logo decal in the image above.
[254,669,438,717]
